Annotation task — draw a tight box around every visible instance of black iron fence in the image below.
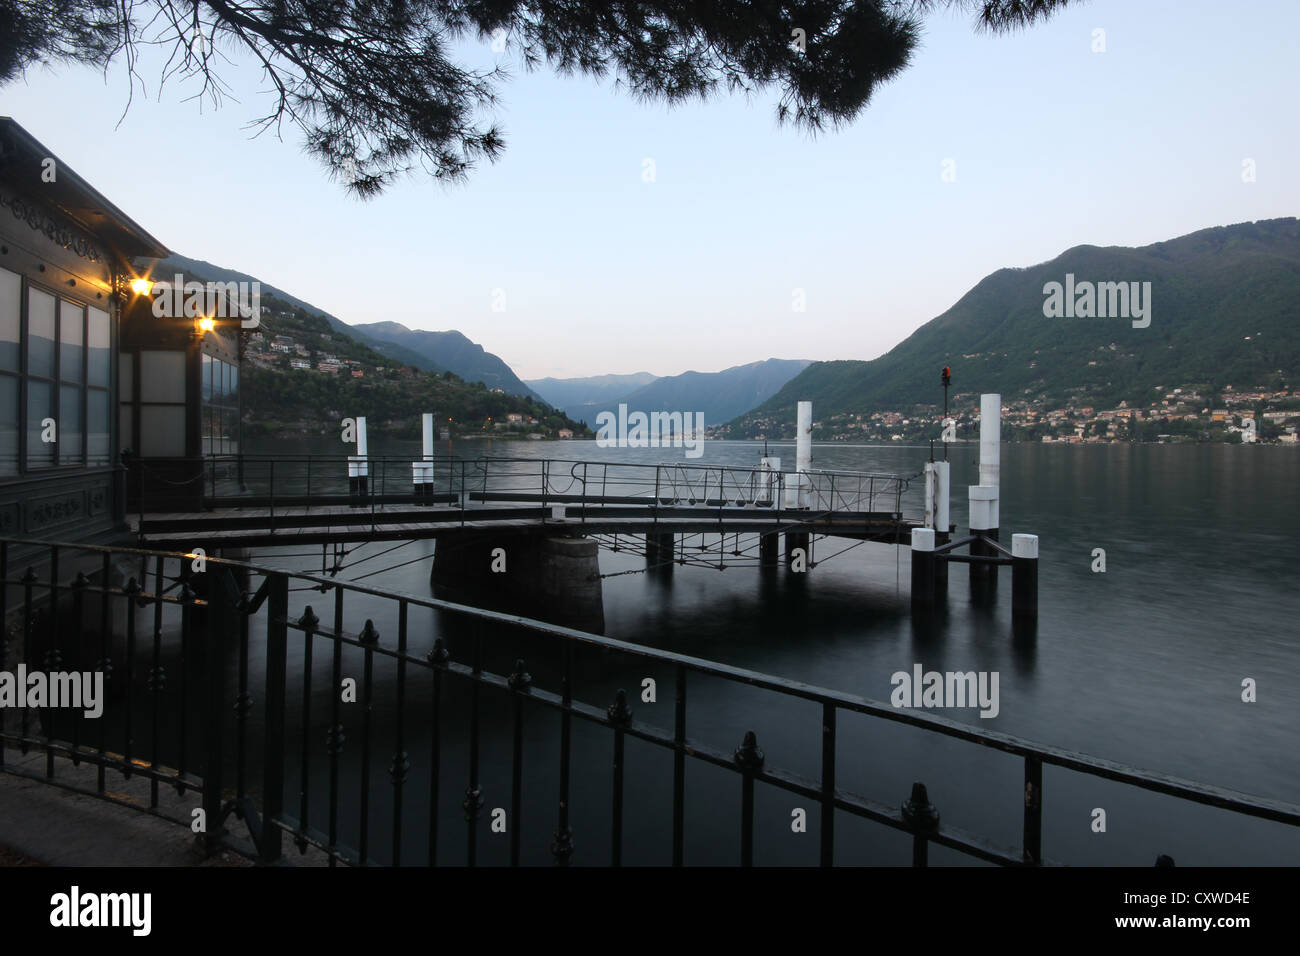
[3,535,1299,866]
[128,454,913,517]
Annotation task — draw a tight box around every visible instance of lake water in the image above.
[242,435,1300,866]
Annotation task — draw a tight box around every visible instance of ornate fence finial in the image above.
[902,781,940,833]
[734,730,765,772]
[508,658,532,692]
[607,688,632,725]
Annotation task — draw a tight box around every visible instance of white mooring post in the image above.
[759,456,781,507]
[910,527,937,608]
[1012,533,1039,620]
[785,400,813,509]
[970,394,1001,581]
[348,415,369,505]
[413,412,435,504]
[924,463,936,530]
[926,459,952,588]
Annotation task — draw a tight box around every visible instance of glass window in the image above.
[223,407,237,456]
[202,353,212,401]
[139,350,185,403]
[88,389,110,464]
[0,266,19,373]
[60,300,84,382]
[139,406,185,457]
[87,306,110,387]
[59,383,83,464]
[229,364,238,403]
[0,376,16,476]
[27,288,56,379]
[119,353,134,402]
[26,379,53,468]
[120,405,134,456]
[202,407,213,456]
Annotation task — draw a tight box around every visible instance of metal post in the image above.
[911,527,936,608]
[260,572,288,864]
[1012,534,1039,620]
[201,568,234,854]
[1024,755,1043,864]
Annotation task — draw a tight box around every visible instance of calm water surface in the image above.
[240,436,1300,866]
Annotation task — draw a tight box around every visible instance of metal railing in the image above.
[128,454,913,522]
[3,535,1299,866]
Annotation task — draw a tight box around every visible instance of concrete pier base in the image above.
[934,531,950,589]
[784,531,810,569]
[431,533,605,633]
[645,532,675,570]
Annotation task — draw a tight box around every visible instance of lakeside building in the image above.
[0,117,243,548]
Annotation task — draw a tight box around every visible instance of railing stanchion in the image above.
[260,572,289,864]
[358,617,378,863]
[1024,755,1043,865]
[509,657,532,866]
[326,584,345,866]
[390,602,410,866]
[608,688,631,866]
[201,568,233,853]
[293,604,321,855]
[903,782,939,867]
[428,638,449,865]
[735,730,764,867]
[672,664,687,866]
[552,641,575,865]
[821,702,836,866]
[464,624,485,866]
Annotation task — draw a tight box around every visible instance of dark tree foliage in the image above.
[0,0,1074,196]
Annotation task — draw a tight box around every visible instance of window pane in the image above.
[120,405,134,456]
[229,364,238,404]
[26,379,53,468]
[88,388,110,465]
[60,300,84,382]
[0,376,16,476]
[202,353,211,401]
[27,288,56,379]
[59,383,83,464]
[0,267,19,373]
[223,407,238,456]
[139,350,185,403]
[139,405,185,457]
[202,407,213,456]
[88,306,110,387]
[219,360,229,402]
[119,353,134,402]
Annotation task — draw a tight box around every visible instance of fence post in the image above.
[260,572,289,863]
[201,568,236,853]
[902,781,939,867]
[1024,755,1043,864]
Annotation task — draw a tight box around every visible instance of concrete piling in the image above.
[910,527,936,608]
[1012,533,1039,620]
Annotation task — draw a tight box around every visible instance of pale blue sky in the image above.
[2,0,1296,379]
